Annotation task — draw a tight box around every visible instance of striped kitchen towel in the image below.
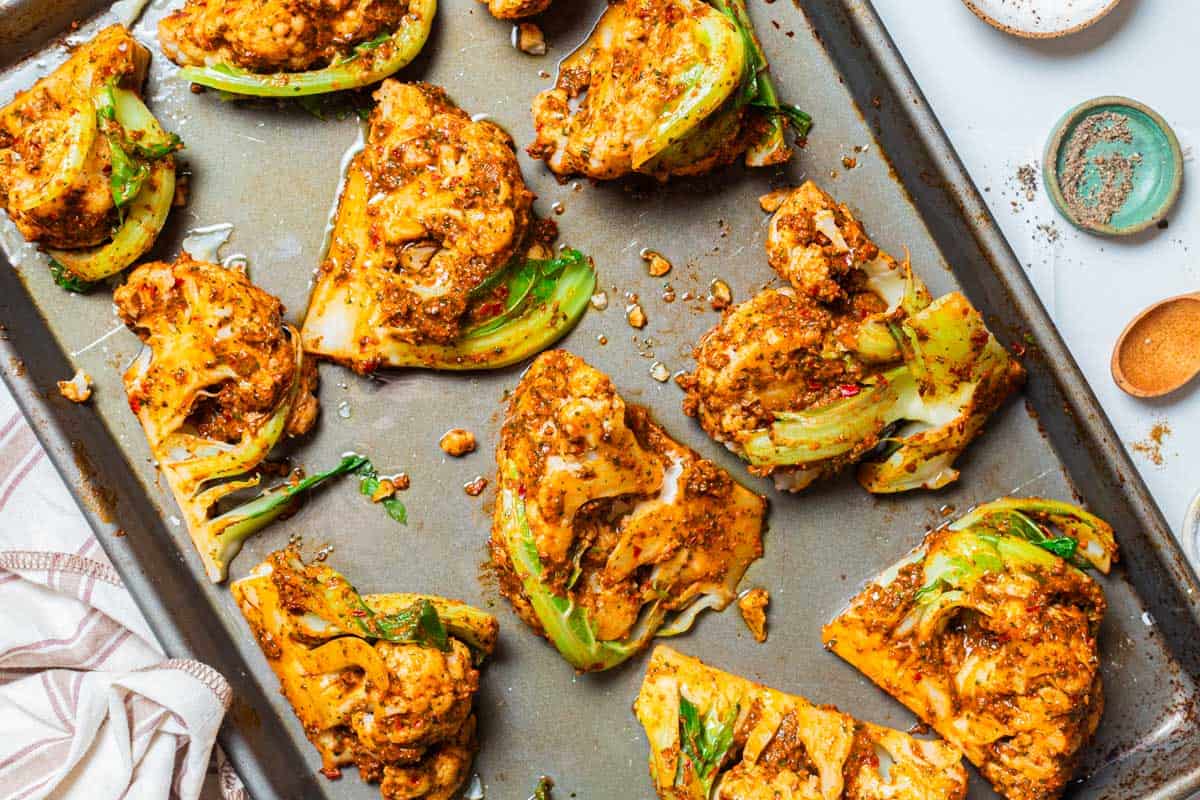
[0,383,244,800]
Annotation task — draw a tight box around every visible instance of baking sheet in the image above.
[1,1,1199,798]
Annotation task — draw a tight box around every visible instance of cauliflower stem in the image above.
[495,468,666,671]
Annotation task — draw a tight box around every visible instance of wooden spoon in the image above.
[1112,292,1200,398]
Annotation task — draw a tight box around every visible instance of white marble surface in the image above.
[874,0,1198,563]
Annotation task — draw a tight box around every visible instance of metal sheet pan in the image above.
[1,1,1198,798]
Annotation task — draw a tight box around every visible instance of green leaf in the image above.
[356,460,408,524]
[676,694,738,799]
[369,598,449,650]
[96,82,180,210]
[530,776,554,800]
[465,249,589,338]
[999,510,1082,564]
[131,133,183,160]
[295,90,376,122]
[107,137,150,208]
[1038,536,1079,560]
[749,100,813,137]
[217,454,367,527]
[353,32,393,54]
[48,259,97,293]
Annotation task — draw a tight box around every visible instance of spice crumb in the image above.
[738,588,769,643]
[590,290,608,310]
[626,302,647,329]
[1016,163,1038,203]
[439,428,477,457]
[641,249,672,277]
[1130,421,1171,466]
[463,476,488,496]
[514,22,547,55]
[1036,222,1061,243]
[57,369,92,403]
[650,362,670,382]
[708,279,732,310]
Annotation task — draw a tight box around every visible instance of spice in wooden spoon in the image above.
[1112,293,1200,397]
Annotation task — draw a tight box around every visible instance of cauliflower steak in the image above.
[528,0,808,180]
[116,255,319,581]
[302,81,594,372]
[683,182,1024,494]
[0,25,179,283]
[160,0,436,96]
[490,350,766,671]
[233,547,498,800]
[635,646,969,800]
[823,499,1118,800]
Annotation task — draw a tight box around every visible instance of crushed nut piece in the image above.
[708,279,732,310]
[439,428,477,457]
[626,302,647,329]
[370,479,396,503]
[57,369,92,403]
[642,249,672,277]
[590,290,609,310]
[738,588,769,643]
[515,22,547,55]
[464,476,488,496]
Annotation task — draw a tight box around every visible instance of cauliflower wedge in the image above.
[116,255,320,582]
[528,0,808,180]
[822,498,1118,800]
[682,182,1024,494]
[159,0,436,97]
[302,81,595,373]
[490,350,766,672]
[232,547,498,800]
[635,646,968,800]
[0,25,179,285]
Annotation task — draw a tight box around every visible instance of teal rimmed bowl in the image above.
[1043,96,1182,236]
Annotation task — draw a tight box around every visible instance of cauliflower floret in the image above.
[115,255,318,444]
[823,503,1115,800]
[765,181,884,303]
[354,639,478,754]
[681,287,885,488]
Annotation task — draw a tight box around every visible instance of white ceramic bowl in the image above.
[962,0,1123,38]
